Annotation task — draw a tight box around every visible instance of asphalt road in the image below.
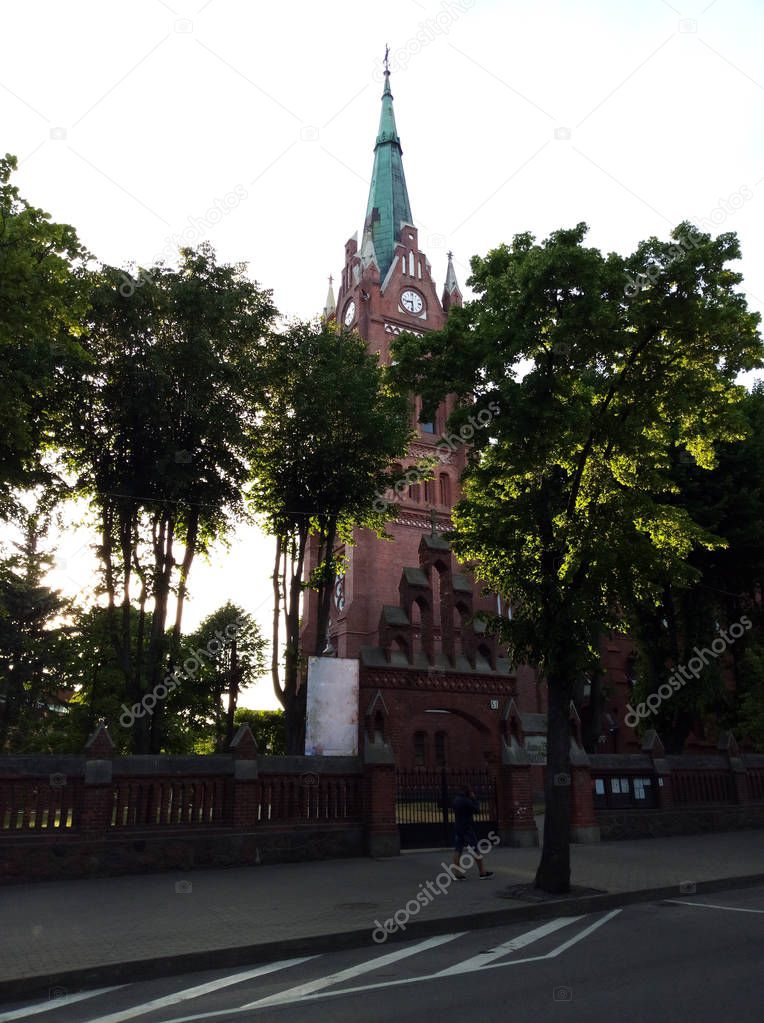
[3,884,764,1023]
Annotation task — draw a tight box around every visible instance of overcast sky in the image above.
[4,0,763,708]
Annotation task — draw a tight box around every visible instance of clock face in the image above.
[400,290,424,315]
[344,300,356,326]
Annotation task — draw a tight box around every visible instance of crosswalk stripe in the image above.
[434,917,581,976]
[0,986,124,1022]
[129,914,625,1023]
[81,957,316,1023]
[667,900,764,914]
[241,933,465,1010]
[544,908,622,958]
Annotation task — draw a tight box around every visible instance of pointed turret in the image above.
[322,274,336,320]
[441,250,463,312]
[361,59,413,282]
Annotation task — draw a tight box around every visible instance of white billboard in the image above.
[304,656,359,756]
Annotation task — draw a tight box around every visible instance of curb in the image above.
[3,872,764,1004]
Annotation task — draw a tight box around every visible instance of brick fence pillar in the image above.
[497,738,539,847]
[80,723,116,835]
[642,730,674,809]
[570,739,600,843]
[229,724,259,829]
[363,737,400,858]
[718,731,749,805]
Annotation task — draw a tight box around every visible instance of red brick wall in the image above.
[360,666,514,770]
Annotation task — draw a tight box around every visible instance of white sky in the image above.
[4,0,763,708]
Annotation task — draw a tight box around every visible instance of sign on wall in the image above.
[524,735,547,765]
[304,656,359,756]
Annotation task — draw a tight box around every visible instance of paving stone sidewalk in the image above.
[1,827,762,992]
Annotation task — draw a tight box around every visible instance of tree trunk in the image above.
[284,686,308,754]
[313,516,337,656]
[271,535,285,708]
[225,637,239,746]
[283,526,308,753]
[535,667,574,894]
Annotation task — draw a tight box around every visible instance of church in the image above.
[300,59,640,780]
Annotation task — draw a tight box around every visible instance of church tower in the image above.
[301,59,521,771]
[302,61,466,657]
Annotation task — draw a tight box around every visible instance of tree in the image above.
[233,708,285,755]
[177,602,267,752]
[249,320,411,753]
[0,510,71,751]
[0,155,89,518]
[393,222,762,892]
[630,384,764,750]
[67,245,277,753]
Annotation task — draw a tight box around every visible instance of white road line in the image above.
[538,908,622,958]
[667,900,764,914]
[241,933,464,1009]
[0,986,124,1022]
[150,912,623,1023]
[434,917,582,976]
[81,957,316,1023]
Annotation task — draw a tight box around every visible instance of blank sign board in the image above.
[304,656,359,756]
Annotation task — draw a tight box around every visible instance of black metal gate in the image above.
[395,768,498,849]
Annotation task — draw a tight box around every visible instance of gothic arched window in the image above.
[439,473,451,506]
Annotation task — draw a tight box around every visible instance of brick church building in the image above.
[301,63,643,777]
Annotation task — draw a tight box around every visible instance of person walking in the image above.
[451,785,493,880]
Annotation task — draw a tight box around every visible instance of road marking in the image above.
[667,900,764,914]
[544,908,622,957]
[82,958,316,1023]
[150,913,622,1021]
[0,987,124,1021]
[434,917,582,975]
[241,933,465,1009]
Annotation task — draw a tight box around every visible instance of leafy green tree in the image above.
[233,707,285,755]
[630,384,764,750]
[0,511,71,751]
[172,602,267,752]
[0,155,89,518]
[737,642,764,750]
[393,222,761,892]
[249,320,411,753]
[67,245,276,753]
[42,604,144,754]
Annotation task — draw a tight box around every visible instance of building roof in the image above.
[362,69,413,282]
[444,250,461,295]
[323,276,336,318]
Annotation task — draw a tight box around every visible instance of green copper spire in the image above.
[362,59,413,282]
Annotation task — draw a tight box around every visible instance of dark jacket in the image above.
[453,794,480,830]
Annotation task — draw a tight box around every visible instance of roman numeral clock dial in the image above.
[400,289,424,316]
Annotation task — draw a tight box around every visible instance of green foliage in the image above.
[393,221,762,891]
[0,511,72,751]
[394,222,761,672]
[233,707,285,755]
[167,602,267,752]
[737,640,764,751]
[249,319,412,752]
[250,319,412,539]
[629,384,764,749]
[0,155,90,517]
[66,245,277,751]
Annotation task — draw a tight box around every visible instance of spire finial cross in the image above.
[447,250,453,261]
[328,274,333,286]
[384,44,390,74]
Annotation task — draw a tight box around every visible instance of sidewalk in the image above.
[1,827,763,1001]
